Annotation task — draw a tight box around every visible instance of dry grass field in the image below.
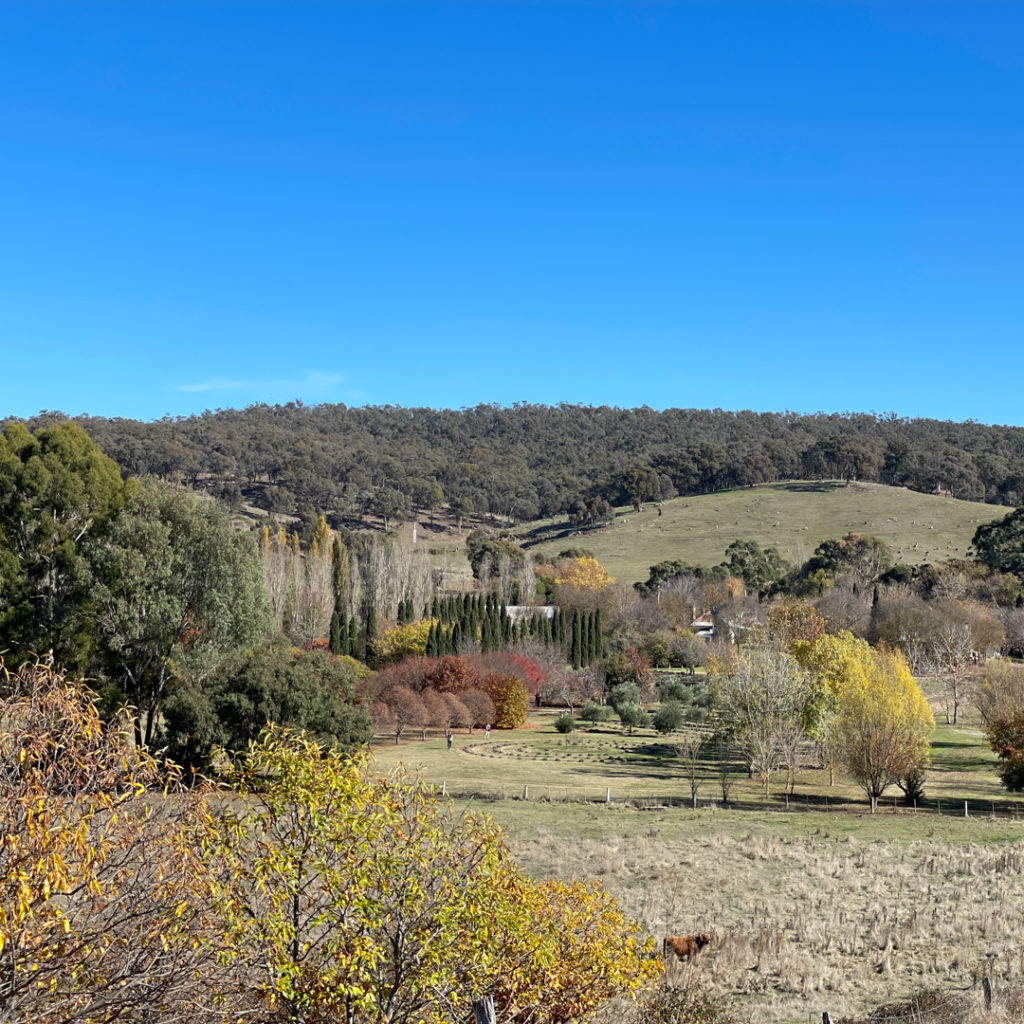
[372,708,1024,1023]
[519,480,1007,585]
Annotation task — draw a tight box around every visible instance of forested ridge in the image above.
[16,404,1024,522]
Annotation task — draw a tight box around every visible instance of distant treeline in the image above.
[16,404,1024,520]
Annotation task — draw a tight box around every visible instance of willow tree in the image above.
[831,646,934,812]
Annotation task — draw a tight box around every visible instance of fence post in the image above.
[606,787,611,804]
[965,801,969,818]
[441,781,446,797]
[523,784,528,800]
[473,995,497,1024]
[823,1012,834,1024]
[983,977,992,1012]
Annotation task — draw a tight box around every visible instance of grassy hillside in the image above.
[521,480,1008,585]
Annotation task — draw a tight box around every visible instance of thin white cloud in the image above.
[177,372,343,395]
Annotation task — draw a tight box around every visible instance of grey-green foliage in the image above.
[722,539,790,596]
[658,678,710,723]
[670,632,706,673]
[652,701,686,734]
[607,683,642,712]
[580,700,614,723]
[89,479,272,747]
[554,712,576,734]
[616,703,651,735]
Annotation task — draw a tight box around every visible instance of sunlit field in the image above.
[372,707,1024,1022]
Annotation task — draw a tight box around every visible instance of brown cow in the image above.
[663,933,711,961]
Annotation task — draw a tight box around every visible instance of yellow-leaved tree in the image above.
[203,728,661,1024]
[554,557,614,599]
[371,618,433,665]
[792,630,876,786]
[0,657,226,1024]
[830,645,934,812]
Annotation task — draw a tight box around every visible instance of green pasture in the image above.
[370,706,1024,845]
[518,480,1006,585]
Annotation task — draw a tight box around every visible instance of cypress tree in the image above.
[329,611,342,655]
[580,613,589,665]
[364,605,377,662]
[451,621,462,653]
[571,611,582,669]
[594,609,603,659]
[348,618,359,657]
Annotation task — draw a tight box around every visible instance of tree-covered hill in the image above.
[12,404,1024,524]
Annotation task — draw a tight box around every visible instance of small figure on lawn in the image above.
[446,730,453,750]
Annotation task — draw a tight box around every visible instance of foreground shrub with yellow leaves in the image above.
[1,657,661,1024]
[0,656,229,1024]
[205,727,661,1024]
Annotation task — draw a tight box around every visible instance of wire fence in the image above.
[428,779,1024,821]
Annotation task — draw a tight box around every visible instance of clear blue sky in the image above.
[3,2,1022,424]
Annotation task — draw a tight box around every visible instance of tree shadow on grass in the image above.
[780,481,846,493]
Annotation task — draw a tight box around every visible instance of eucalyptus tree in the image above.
[89,480,271,747]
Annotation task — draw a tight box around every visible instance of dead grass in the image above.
[373,710,1024,1023]
[509,827,1024,1023]
[519,480,1007,585]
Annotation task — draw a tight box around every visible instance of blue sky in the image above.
[2,2,1022,424]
